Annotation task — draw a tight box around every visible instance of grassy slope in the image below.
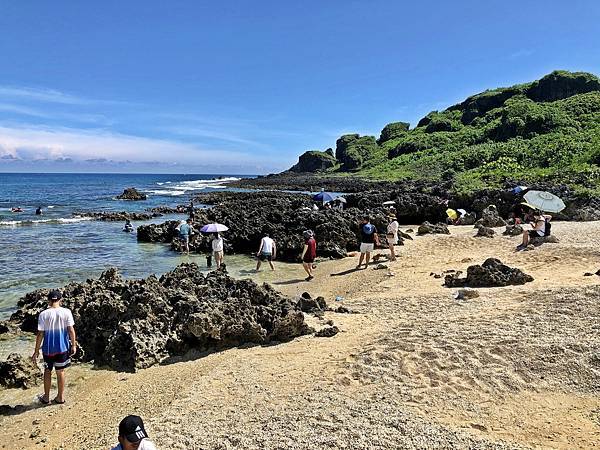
[322,71,600,197]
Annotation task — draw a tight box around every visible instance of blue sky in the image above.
[0,1,599,174]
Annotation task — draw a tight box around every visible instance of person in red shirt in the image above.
[301,230,317,281]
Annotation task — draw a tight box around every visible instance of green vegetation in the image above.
[290,71,600,196]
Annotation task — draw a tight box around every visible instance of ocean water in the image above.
[0,173,250,320]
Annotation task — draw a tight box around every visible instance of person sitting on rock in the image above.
[111,415,157,450]
[516,210,551,250]
[256,233,276,271]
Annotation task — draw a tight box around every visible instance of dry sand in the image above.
[1,222,599,449]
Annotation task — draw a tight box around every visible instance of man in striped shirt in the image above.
[31,289,77,404]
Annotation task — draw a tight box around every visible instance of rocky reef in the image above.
[0,353,40,389]
[4,263,312,372]
[139,191,402,261]
[74,211,162,221]
[444,258,534,287]
[116,187,147,201]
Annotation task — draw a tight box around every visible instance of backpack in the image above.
[544,219,551,237]
[362,224,375,235]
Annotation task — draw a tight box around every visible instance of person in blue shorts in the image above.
[31,290,77,404]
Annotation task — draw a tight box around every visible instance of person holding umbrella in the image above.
[515,190,564,250]
[516,210,551,250]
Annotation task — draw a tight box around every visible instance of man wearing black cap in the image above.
[31,289,77,405]
[111,415,157,450]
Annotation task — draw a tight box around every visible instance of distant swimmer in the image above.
[36,206,43,215]
[123,219,134,232]
[11,207,23,213]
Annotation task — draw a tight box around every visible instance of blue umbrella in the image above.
[313,191,336,203]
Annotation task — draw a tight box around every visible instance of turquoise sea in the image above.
[0,173,256,321]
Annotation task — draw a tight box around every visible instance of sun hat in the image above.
[119,415,149,443]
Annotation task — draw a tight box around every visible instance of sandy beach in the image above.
[1,221,599,449]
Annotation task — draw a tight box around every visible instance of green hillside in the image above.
[290,71,600,197]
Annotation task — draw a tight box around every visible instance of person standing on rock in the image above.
[212,233,224,269]
[256,233,276,271]
[188,200,195,222]
[178,218,194,254]
[111,415,157,450]
[301,230,317,281]
[357,216,378,269]
[31,290,77,405]
[386,213,399,261]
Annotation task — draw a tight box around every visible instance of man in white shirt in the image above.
[256,234,276,271]
[31,290,77,405]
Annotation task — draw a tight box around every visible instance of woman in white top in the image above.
[386,214,399,261]
[516,210,551,250]
[211,233,224,269]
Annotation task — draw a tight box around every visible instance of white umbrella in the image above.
[200,223,229,233]
[382,201,396,206]
[336,197,347,203]
[523,190,565,213]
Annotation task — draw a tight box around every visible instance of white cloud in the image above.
[0,86,126,106]
[0,124,285,169]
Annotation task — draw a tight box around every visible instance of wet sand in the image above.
[1,222,599,449]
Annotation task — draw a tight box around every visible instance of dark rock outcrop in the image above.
[0,353,40,389]
[8,264,311,372]
[297,292,327,313]
[444,258,534,287]
[289,150,337,173]
[503,224,524,236]
[315,326,339,338]
[475,226,495,238]
[74,211,161,221]
[140,192,400,262]
[116,187,147,201]
[475,205,506,228]
[418,222,450,235]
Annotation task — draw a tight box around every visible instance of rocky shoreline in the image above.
[138,191,406,261]
[2,263,314,372]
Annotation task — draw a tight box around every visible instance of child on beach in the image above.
[111,415,157,450]
[256,234,276,271]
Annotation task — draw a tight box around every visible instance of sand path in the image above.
[1,222,599,449]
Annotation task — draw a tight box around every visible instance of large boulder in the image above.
[8,264,312,372]
[444,258,533,287]
[417,221,450,235]
[475,225,495,238]
[116,187,147,201]
[0,353,40,389]
[289,150,337,173]
[475,205,506,228]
